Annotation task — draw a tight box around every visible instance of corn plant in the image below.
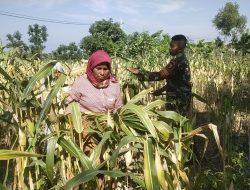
[0,37,249,189]
[0,67,223,189]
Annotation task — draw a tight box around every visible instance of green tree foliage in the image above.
[89,18,126,43]
[215,37,224,47]
[81,33,115,56]
[6,31,28,57]
[232,30,250,55]
[6,31,27,49]
[213,2,247,38]
[125,31,170,59]
[28,24,48,56]
[52,42,83,61]
[80,19,126,56]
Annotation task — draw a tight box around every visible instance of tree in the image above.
[52,42,83,61]
[28,24,48,55]
[215,37,224,47]
[124,31,170,59]
[6,31,28,56]
[6,31,27,49]
[80,19,126,56]
[232,30,250,55]
[89,18,126,43]
[213,2,247,38]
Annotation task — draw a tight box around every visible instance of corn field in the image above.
[0,39,249,190]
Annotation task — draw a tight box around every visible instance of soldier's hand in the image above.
[127,68,140,75]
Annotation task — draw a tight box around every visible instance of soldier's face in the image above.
[169,41,182,56]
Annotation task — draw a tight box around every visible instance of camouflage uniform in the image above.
[138,52,192,116]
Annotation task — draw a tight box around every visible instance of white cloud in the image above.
[78,0,140,15]
[156,0,186,14]
[84,0,110,14]
[59,12,100,22]
[14,0,71,9]
[183,7,203,13]
[114,1,140,15]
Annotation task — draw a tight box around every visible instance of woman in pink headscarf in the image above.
[67,50,123,113]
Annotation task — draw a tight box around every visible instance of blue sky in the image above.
[0,0,249,52]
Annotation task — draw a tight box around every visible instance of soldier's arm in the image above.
[138,59,179,81]
[137,69,162,81]
[158,59,179,80]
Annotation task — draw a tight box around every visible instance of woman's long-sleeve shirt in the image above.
[67,75,123,113]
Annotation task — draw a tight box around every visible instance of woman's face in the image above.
[93,62,110,82]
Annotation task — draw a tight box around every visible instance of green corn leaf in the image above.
[23,61,57,97]
[157,111,189,126]
[127,173,146,189]
[0,66,12,82]
[123,120,147,132]
[29,159,46,171]
[99,170,125,178]
[46,136,58,182]
[90,131,112,167]
[158,148,178,171]
[0,83,11,94]
[26,119,35,137]
[143,138,160,190]
[117,119,134,136]
[0,183,8,190]
[35,74,66,130]
[144,99,166,111]
[58,136,93,170]
[64,170,125,190]
[155,148,168,190]
[0,150,43,160]
[122,103,158,140]
[69,102,83,133]
[64,169,99,190]
[110,136,140,167]
[128,88,153,104]
[40,132,58,143]
[165,171,175,190]
[153,121,172,141]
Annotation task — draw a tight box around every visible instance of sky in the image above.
[0,0,249,52]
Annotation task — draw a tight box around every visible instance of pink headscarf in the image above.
[86,50,117,88]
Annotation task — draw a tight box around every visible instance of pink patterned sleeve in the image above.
[114,84,123,112]
[66,77,82,104]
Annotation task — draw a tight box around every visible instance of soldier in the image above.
[128,34,192,116]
